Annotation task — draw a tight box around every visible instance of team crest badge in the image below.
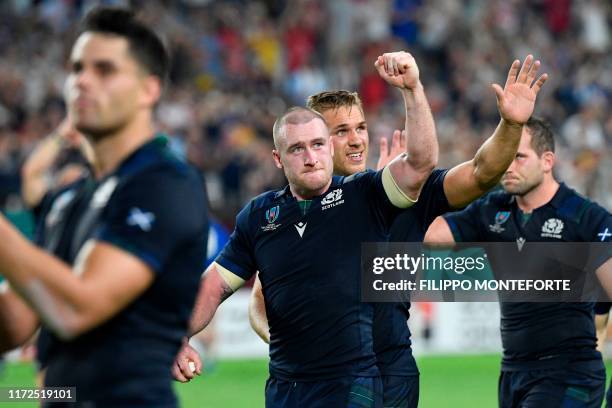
[489,211,510,233]
[541,218,564,239]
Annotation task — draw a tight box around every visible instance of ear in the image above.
[541,151,555,173]
[140,76,162,108]
[272,150,283,169]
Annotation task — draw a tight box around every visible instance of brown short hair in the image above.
[307,90,364,114]
[525,117,555,156]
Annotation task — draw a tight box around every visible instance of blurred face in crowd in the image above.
[273,117,334,199]
[65,32,157,140]
[320,105,369,176]
[502,128,555,196]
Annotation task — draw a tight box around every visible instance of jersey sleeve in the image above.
[95,167,208,274]
[347,169,405,232]
[414,169,452,227]
[582,202,612,273]
[443,197,485,242]
[214,201,257,281]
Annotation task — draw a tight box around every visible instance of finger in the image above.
[504,59,521,88]
[193,356,203,375]
[399,130,407,150]
[526,59,540,85]
[531,73,548,94]
[491,83,504,101]
[391,129,401,150]
[379,137,388,157]
[374,57,386,76]
[393,59,399,76]
[385,55,393,75]
[177,358,195,380]
[172,363,189,383]
[517,54,533,83]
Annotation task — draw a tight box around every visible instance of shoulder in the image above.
[556,185,608,225]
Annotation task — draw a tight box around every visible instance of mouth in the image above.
[346,152,364,163]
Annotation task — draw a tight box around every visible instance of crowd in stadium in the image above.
[0,0,609,226]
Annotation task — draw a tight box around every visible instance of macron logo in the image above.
[127,207,155,231]
[294,222,307,238]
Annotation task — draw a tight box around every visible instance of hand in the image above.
[56,116,84,148]
[492,55,548,126]
[172,340,202,383]
[377,129,407,170]
[374,51,420,90]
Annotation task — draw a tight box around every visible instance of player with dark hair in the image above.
[425,117,611,407]
[0,7,208,407]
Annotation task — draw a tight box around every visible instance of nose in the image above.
[348,130,362,148]
[73,68,93,91]
[304,147,318,166]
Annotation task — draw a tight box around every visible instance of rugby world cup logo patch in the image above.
[489,211,510,233]
[262,205,281,232]
[266,205,280,223]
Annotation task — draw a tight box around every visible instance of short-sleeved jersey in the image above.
[34,136,208,406]
[444,183,611,371]
[375,169,451,376]
[217,170,403,381]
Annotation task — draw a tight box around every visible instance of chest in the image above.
[483,208,581,243]
[40,177,119,263]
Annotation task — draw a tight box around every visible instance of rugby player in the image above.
[248,54,548,407]
[425,118,612,407]
[0,7,208,406]
[175,53,547,407]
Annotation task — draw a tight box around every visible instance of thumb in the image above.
[491,83,504,102]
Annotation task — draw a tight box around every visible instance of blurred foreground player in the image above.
[425,118,611,407]
[0,7,208,407]
[247,53,549,407]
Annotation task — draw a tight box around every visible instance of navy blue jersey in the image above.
[444,183,610,371]
[375,169,451,376]
[34,136,208,406]
[217,170,403,381]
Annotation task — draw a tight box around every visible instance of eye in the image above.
[336,129,347,136]
[71,61,83,73]
[356,125,366,133]
[292,146,304,153]
[313,142,323,148]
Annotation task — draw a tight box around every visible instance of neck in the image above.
[515,176,559,213]
[290,179,332,201]
[89,113,155,178]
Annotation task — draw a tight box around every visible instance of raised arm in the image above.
[444,55,548,208]
[21,117,93,208]
[375,51,438,202]
[248,273,269,343]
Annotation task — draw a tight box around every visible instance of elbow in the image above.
[472,160,503,193]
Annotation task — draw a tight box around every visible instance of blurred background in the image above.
[0,0,609,406]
